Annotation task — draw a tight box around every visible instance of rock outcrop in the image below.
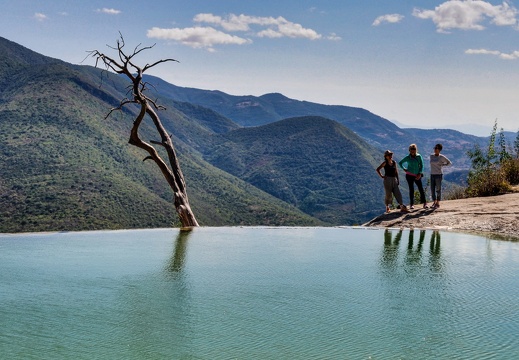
[363,189,519,239]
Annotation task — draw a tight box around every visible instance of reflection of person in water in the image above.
[404,229,426,267]
[407,229,426,250]
[382,229,403,266]
[428,231,442,273]
[381,229,443,271]
[430,231,441,256]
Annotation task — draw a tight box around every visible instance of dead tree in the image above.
[89,36,199,228]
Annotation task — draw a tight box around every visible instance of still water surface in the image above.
[0,227,518,359]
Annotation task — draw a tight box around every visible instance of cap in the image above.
[384,150,393,156]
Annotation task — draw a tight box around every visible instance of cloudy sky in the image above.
[2,0,519,135]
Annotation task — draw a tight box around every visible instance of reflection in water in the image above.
[381,229,443,273]
[430,231,440,254]
[1,228,518,358]
[405,230,426,269]
[429,231,443,274]
[117,230,195,357]
[165,230,192,276]
[379,228,449,348]
[382,229,402,267]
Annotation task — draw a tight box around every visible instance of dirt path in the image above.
[363,188,519,240]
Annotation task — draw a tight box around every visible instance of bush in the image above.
[501,158,519,185]
[466,166,511,197]
[465,121,518,198]
[444,184,468,200]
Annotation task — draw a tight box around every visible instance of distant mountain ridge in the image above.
[144,75,490,171]
[0,36,496,232]
[144,75,406,145]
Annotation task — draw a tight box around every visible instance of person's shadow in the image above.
[364,206,436,226]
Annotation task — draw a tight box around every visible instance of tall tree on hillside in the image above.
[89,35,199,228]
[498,127,511,162]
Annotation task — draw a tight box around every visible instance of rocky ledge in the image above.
[363,187,519,240]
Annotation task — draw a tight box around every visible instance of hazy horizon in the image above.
[2,1,519,133]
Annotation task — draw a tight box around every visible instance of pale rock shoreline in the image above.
[363,187,519,240]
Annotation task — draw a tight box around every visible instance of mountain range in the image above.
[143,74,499,168]
[0,36,502,232]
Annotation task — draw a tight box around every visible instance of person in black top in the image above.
[376,150,409,213]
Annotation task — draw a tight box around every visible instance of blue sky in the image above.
[2,1,519,135]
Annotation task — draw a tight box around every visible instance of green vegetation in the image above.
[458,120,519,198]
[0,37,322,232]
[145,74,494,171]
[203,116,385,225]
[5,36,505,233]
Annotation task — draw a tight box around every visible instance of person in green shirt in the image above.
[398,143,428,209]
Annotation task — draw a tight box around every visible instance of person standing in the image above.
[430,143,452,208]
[376,150,409,213]
[398,144,428,209]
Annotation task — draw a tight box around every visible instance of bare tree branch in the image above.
[143,58,179,72]
[150,140,165,147]
[91,34,199,228]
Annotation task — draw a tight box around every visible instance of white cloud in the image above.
[33,13,48,21]
[194,13,250,31]
[147,26,252,52]
[194,13,322,40]
[149,12,329,51]
[465,48,501,55]
[327,32,342,41]
[256,28,284,38]
[498,51,519,59]
[96,8,121,15]
[466,47,519,59]
[372,14,405,26]
[259,21,321,39]
[413,0,518,33]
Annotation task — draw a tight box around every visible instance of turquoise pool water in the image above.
[0,227,518,359]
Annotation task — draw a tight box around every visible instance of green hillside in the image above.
[144,75,489,171]
[0,37,322,232]
[203,116,385,225]
[3,35,482,232]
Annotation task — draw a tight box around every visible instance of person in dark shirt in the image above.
[376,150,409,213]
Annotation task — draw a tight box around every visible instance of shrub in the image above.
[501,158,519,185]
[465,120,518,197]
[466,166,511,197]
[444,184,468,200]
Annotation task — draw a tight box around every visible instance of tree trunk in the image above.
[90,36,199,228]
[129,101,199,228]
